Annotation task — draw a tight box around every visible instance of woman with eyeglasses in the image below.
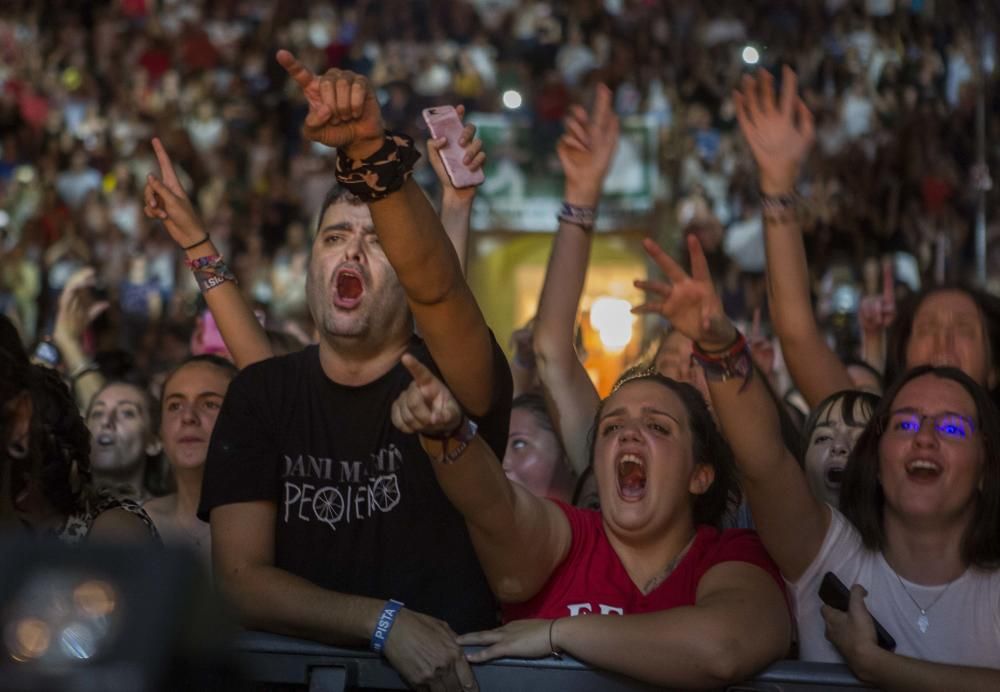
[636,231,1000,690]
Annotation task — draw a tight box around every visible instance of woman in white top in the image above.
[634,228,1000,690]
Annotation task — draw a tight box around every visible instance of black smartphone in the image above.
[819,572,896,652]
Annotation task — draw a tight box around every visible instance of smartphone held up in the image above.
[422,106,484,189]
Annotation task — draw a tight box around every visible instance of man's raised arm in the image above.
[277,51,503,416]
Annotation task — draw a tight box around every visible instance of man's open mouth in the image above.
[334,268,365,308]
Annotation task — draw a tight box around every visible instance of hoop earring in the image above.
[6,441,27,460]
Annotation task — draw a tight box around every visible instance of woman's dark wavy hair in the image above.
[587,368,741,528]
[798,389,880,467]
[1,316,32,522]
[840,366,1000,567]
[23,365,93,515]
[885,285,1000,400]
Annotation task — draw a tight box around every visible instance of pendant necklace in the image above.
[893,571,955,633]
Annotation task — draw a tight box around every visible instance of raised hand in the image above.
[53,266,108,346]
[384,608,479,691]
[143,138,208,250]
[391,354,464,438]
[558,84,620,204]
[428,105,486,204]
[633,235,736,351]
[276,50,384,157]
[457,619,554,663]
[734,66,815,195]
[858,258,897,334]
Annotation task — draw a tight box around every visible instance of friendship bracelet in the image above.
[759,191,799,214]
[557,201,596,231]
[691,331,754,392]
[335,131,421,202]
[370,599,405,654]
[422,416,479,464]
[181,233,211,251]
[548,618,563,659]
[420,414,470,441]
[185,254,238,293]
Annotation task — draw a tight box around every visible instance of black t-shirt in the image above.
[198,335,512,633]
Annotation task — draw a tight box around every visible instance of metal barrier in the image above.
[235,631,875,691]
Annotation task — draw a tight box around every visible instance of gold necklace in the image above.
[893,571,956,633]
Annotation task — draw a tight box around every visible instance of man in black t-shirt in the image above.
[198,56,511,692]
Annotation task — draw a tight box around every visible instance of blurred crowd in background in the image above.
[0,0,998,375]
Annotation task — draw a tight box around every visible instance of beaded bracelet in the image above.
[335,131,421,202]
[185,254,238,293]
[691,331,754,391]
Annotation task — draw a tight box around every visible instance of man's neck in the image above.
[318,331,412,387]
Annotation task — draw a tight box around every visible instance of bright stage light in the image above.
[502,90,522,110]
[742,46,760,65]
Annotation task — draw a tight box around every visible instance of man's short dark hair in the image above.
[315,183,364,235]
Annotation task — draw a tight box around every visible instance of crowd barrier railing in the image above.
[234,631,875,691]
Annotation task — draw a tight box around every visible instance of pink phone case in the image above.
[198,310,228,356]
[422,106,484,189]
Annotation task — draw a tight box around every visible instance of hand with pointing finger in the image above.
[633,235,736,351]
[143,138,208,251]
[391,354,464,438]
[276,50,384,158]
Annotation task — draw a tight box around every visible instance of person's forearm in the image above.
[853,646,1000,692]
[420,435,557,601]
[704,362,789,484]
[439,194,473,277]
[553,606,780,688]
[531,190,601,473]
[420,436,518,539]
[368,178,497,415]
[219,563,384,647]
[369,178,465,306]
[186,240,272,369]
[533,180,597,373]
[763,210,853,406]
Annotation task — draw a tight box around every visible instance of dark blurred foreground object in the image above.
[0,537,239,692]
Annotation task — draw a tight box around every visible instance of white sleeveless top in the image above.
[790,506,1000,666]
